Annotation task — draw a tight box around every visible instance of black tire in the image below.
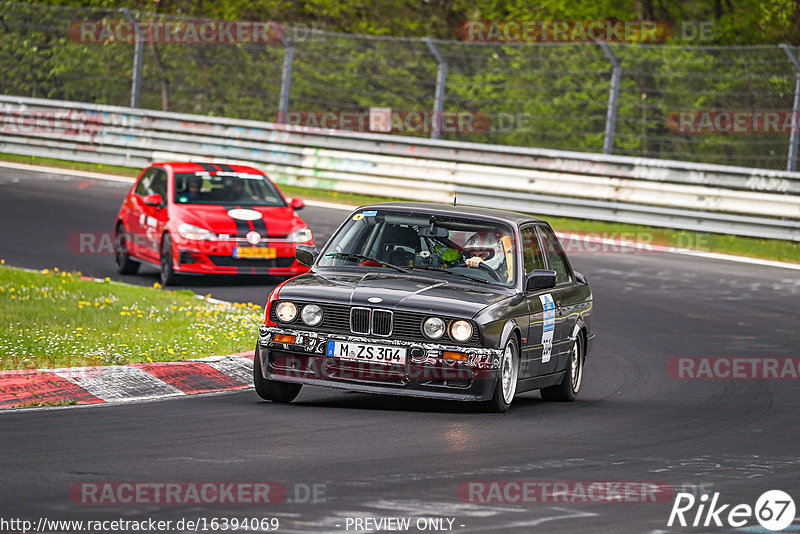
[114,223,140,274]
[253,345,302,403]
[483,337,520,413]
[159,233,180,286]
[541,332,584,402]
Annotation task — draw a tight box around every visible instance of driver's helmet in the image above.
[187,175,203,190]
[464,230,506,271]
[225,176,244,191]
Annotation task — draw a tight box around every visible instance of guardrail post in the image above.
[121,9,143,109]
[599,42,621,155]
[423,37,447,140]
[780,44,800,172]
[277,37,294,124]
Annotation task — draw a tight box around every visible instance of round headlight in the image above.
[423,317,446,339]
[450,320,473,342]
[301,304,323,326]
[275,301,297,322]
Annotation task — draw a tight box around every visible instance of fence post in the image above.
[780,44,800,172]
[121,9,143,109]
[423,37,447,140]
[278,37,294,124]
[599,42,621,155]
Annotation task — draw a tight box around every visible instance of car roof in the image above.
[358,202,546,226]
[155,162,265,174]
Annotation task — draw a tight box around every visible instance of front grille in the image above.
[207,256,294,268]
[372,310,393,337]
[350,307,371,335]
[271,301,479,345]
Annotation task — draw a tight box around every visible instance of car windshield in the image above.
[318,209,517,286]
[173,172,286,207]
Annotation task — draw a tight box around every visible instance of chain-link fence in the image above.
[2,1,800,171]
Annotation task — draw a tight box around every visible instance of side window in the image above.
[134,168,156,196]
[520,226,546,273]
[150,169,167,198]
[538,225,572,285]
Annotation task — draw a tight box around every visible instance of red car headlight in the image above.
[287,227,313,243]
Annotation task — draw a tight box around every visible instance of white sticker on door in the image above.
[539,293,556,363]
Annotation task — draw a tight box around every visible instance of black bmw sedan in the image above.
[254,202,595,412]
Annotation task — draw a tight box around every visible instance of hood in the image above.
[278,270,513,318]
[170,204,304,237]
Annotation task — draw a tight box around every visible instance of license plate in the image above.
[326,340,406,365]
[234,247,276,259]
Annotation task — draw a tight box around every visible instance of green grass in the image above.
[0,265,262,371]
[12,398,78,408]
[1,152,797,263]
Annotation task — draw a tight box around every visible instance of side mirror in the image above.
[295,244,319,267]
[526,269,557,291]
[290,198,305,210]
[142,193,163,207]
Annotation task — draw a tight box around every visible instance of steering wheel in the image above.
[476,261,503,282]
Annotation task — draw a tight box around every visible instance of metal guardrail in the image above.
[1,94,799,241]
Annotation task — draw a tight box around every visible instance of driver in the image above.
[224,177,248,201]
[464,230,512,281]
[185,175,203,201]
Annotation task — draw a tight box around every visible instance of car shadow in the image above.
[289,390,550,414]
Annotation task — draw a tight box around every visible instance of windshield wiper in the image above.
[325,252,411,274]
[410,265,491,285]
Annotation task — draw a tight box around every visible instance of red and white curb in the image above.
[0,351,255,409]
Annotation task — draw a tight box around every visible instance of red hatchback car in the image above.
[114,162,313,285]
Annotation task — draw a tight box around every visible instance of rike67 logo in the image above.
[668,490,796,531]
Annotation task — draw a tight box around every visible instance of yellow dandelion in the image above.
[54,267,59,272]
[153,282,161,289]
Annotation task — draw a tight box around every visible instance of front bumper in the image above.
[172,240,309,276]
[258,326,504,402]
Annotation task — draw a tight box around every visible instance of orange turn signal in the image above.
[443,351,468,361]
[273,334,296,344]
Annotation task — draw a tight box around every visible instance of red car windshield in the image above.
[174,172,286,207]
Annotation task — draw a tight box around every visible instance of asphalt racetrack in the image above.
[1,166,799,533]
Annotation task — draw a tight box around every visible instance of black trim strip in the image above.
[198,163,217,173]
[215,163,234,172]
[251,216,269,237]
[231,205,251,237]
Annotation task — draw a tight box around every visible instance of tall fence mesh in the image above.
[1,1,799,170]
